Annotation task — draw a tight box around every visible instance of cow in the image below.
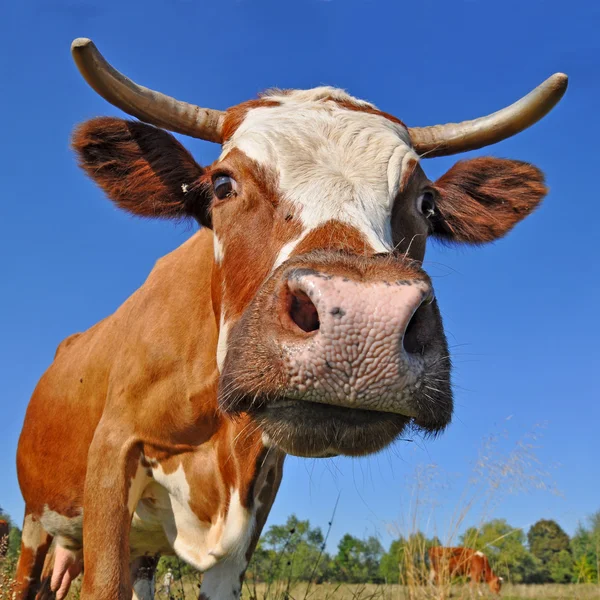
[14,37,566,600]
[428,547,503,595]
[0,519,8,557]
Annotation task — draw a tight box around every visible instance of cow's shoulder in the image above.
[40,228,216,400]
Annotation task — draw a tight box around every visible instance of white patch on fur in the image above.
[213,234,225,265]
[21,514,41,549]
[209,489,254,561]
[152,464,254,573]
[216,316,230,372]
[273,231,309,271]
[265,87,377,107]
[221,87,418,254]
[475,550,485,557]
[151,463,216,571]
[200,453,279,600]
[128,460,151,515]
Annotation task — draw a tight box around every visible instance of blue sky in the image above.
[1,0,599,553]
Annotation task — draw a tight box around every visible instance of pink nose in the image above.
[280,269,434,413]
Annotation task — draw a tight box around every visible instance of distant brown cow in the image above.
[428,546,502,595]
[0,520,9,557]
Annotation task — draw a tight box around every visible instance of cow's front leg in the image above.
[81,422,148,600]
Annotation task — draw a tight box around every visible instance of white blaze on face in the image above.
[273,230,310,270]
[221,87,419,255]
[216,315,230,372]
[213,234,225,265]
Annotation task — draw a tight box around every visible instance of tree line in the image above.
[245,512,600,585]
[2,508,600,585]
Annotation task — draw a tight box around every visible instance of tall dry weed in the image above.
[386,423,560,599]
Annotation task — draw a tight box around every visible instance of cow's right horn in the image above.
[71,38,225,144]
[408,73,568,158]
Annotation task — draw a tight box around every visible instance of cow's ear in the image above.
[72,117,212,227]
[430,157,547,244]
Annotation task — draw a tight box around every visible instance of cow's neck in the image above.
[140,228,283,596]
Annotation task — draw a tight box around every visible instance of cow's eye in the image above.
[213,175,237,200]
[417,190,436,219]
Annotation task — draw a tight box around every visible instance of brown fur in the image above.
[209,148,303,320]
[429,547,502,595]
[13,516,53,600]
[72,118,211,226]
[292,221,374,256]
[433,158,547,243]
[16,229,285,600]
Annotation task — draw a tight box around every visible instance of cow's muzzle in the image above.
[219,252,452,457]
[278,268,434,415]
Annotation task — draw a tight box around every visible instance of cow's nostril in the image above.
[403,299,428,355]
[289,289,320,333]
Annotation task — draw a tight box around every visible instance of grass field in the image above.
[164,581,600,600]
[2,555,599,600]
[244,583,600,600]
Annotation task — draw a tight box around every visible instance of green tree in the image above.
[571,512,600,583]
[378,533,440,585]
[589,511,600,581]
[363,537,384,583]
[379,538,404,583]
[249,515,330,583]
[572,555,595,584]
[460,519,541,583]
[246,540,278,583]
[527,519,572,582]
[332,534,383,583]
[548,549,575,583]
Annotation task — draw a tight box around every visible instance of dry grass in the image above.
[167,581,599,600]
[0,535,17,600]
[377,425,562,600]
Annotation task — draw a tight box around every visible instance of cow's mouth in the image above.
[248,396,445,458]
[219,252,454,457]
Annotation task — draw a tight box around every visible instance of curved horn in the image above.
[408,73,568,158]
[71,38,224,143]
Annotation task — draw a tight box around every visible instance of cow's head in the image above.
[71,39,567,458]
[489,575,503,594]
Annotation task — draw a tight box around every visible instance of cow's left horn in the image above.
[408,73,568,158]
[71,38,225,143]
